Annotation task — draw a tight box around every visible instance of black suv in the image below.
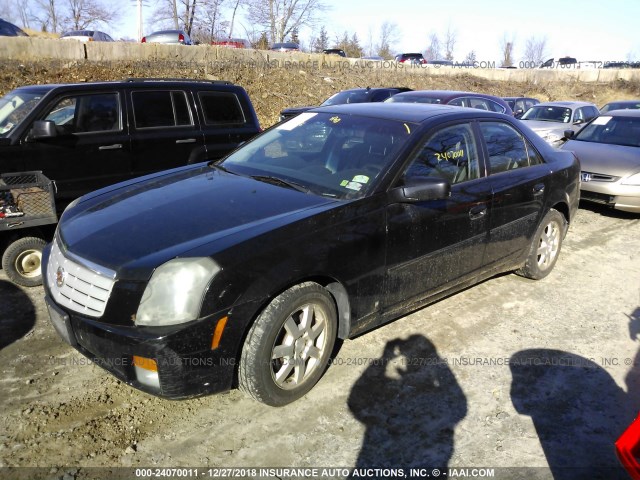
[0,78,261,286]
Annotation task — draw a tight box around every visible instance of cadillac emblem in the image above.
[56,267,66,288]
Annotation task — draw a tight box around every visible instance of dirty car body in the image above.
[44,103,580,406]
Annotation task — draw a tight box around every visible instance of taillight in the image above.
[141,36,146,43]
[178,33,185,43]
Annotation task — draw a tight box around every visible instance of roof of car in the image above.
[503,96,538,101]
[603,100,640,106]
[394,90,503,100]
[600,109,640,117]
[310,101,505,123]
[534,101,596,108]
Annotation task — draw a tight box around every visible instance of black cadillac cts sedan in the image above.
[43,103,580,406]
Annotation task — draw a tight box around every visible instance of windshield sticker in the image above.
[345,181,362,191]
[276,112,318,131]
[435,149,465,161]
[329,116,342,124]
[592,116,612,126]
[352,175,370,183]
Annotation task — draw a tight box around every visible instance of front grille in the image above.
[46,239,116,318]
[581,171,620,182]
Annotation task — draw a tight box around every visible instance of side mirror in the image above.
[573,119,584,125]
[391,177,451,203]
[29,120,58,140]
[563,129,575,139]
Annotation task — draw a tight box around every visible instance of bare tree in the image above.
[245,0,327,44]
[464,50,477,65]
[33,0,61,32]
[64,0,119,30]
[196,0,225,42]
[424,32,441,61]
[376,21,399,59]
[499,32,516,67]
[443,24,456,61]
[522,35,549,66]
[15,0,33,29]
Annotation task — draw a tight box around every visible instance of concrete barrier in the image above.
[2,37,640,83]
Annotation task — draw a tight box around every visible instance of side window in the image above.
[198,92,246,125]
[585,107,599,121]
[402,123,480,185]
[479,122,543,174]
[132,90,193,129]
[573,108,585,123]
[448,98,465,107]
[44,93,120,133]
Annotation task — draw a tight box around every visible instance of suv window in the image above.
[479,122,543,174]
[198,92,246,125]
[44,93,120,133]
[132,90,193,128]
[402,123,480,185]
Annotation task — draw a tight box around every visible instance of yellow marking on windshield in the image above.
[403,123,411,134]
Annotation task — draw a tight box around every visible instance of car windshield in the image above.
[219,112,415,200]
[573,115,640,147]
[0,89,45,136]
[386,94,442,104]
[321,91,369,106]
[521,106,572,123]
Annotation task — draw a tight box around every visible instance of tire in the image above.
[2,236,47,287]
[517,208,566,280]
[239,282,337,406]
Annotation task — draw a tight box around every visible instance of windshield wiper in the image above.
[251,175,310,193]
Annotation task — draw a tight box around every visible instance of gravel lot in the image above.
[1,201,639,480]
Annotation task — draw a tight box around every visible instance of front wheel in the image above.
[517,208,566,280]
[239,282,337,406]
[2,236,47,287]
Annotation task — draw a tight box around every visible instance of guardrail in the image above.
[2,37,639,83]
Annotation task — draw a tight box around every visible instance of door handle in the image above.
[469,204,487,220]
[533,183,545,195]
[98,144,123,150]
[176,138,197,144]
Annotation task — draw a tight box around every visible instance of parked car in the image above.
[60,30,114,42]
[279,86,412,121]
[211,38,250,48]
[44,102,579,406]
[385,90,513,116]
[503,96,541,118]
[141,29,192,45]
[0,78,261,286]
[0,18,28,37]
[270,42,299,52]
[540,57,578,68]
[323,48,346,57]
[562,109,640,213]
[395,52,427,65]
[600,100,640,114]
[519,101,599,146]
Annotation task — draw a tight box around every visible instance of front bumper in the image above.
[580,182,640,213]
[44,292,237,399]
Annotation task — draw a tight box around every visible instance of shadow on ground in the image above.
[0,278,36,350]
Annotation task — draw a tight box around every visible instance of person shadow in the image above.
[510,309,640,480]
[348,334,467,471]
[0,278,36,350]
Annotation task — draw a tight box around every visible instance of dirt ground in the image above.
[1,59,640,128]
[1,201,639,480]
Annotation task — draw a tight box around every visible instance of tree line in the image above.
[0,0,550,65]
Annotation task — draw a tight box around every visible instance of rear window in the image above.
[198,92,246,125]
[132,90,193,128]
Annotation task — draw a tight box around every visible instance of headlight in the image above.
[622,171,640,186]
[135,257,220,326]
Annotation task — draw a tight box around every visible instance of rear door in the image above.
[477,120,552,268]
[128,89,205,176]
[384,121,493,310]
[196,90,257,160]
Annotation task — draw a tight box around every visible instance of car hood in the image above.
[520,119,573,134]
[58,165,337,280]
[562,140,640,176]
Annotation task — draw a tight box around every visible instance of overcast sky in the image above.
[118,0,639,63]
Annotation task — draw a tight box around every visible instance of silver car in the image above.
[520,101,599,146]
[562,109,640,213]
[141,29,192,45]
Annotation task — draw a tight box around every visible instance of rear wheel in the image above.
[2,236,47,287]
[239,282,337,406]
[517,208,566,280]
